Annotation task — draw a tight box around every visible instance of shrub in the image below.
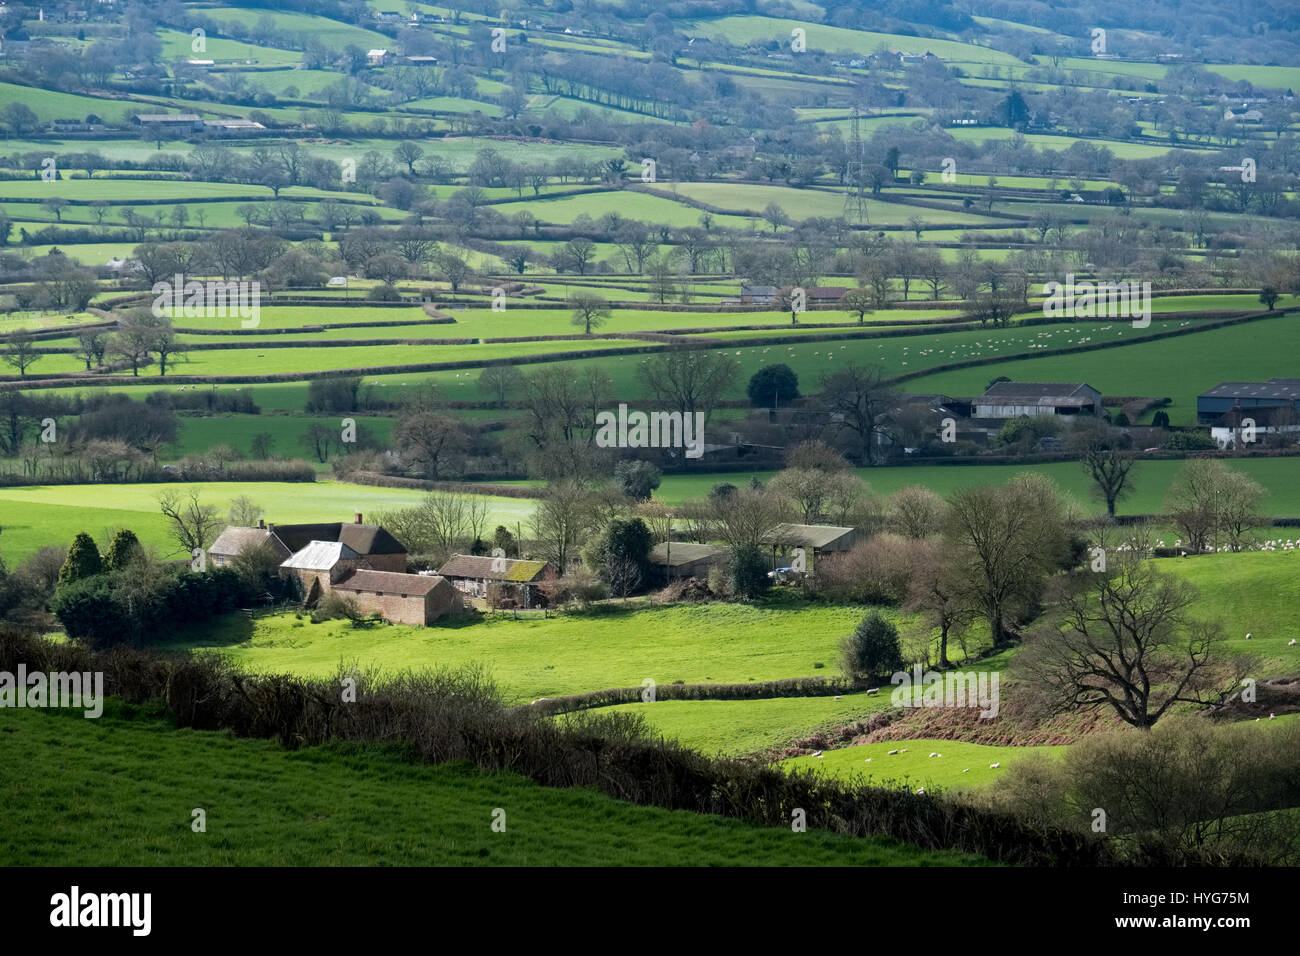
[102,529,144,572]
[728,544,770,599]
[840,612,903,681]
[311,591,364,624]
[816,533,918,604]
[58,532,102,587]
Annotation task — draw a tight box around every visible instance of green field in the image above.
[0,481,531,562]
[906,313,1300,424]
[784,738,1068,790]
[0,704,982,866]
[163,600,889,702]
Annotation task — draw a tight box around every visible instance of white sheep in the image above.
[1290,639,1297,646]
[962,768,970,773]
[929,752,938,757]
[812,750,823,757]
[887,749,898,755]
[989,762,1000,769]
[866,688,879,696]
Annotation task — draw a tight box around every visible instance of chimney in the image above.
[355,512,363,524]
[267,522,275,533]
[257,518,265,529]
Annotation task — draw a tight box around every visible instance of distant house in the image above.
[367,48,392,65]
[132,113,204,132]
[1197,379,1300,424]
[1223,107,1263,122]
[972,382,1102,418]
[400,55,439,66]
[740,285,778,304]
[649,542,725,579]
[1208,405,1300,449]
[806,286,847,304]
[438,554,555,608]
[208,524,292,568]
[330,569,462,625]
[211,514,408,573]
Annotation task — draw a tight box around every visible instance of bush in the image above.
[311,591,364,625]
[58,532,102,587]
[840,612,903,681]
[816,534,918,604]
[1163,429,1216,451]
[728,544,770,599]
[613,459,661,501]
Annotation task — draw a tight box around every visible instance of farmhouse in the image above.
[367,49,392,65]
[741,285,778,304]
[1197,378,1300,424]
[972,382,1102,418]
[329,569,462,625]
[270,515,408,572]
[1209,405,1300,449]
[208,525,292,567]
[649,542,725,579]
[438,554,555,608]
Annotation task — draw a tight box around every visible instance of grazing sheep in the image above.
[915,788,926,795]
[812,750,823,757]
[989,762,1001,769]
[887,749,899,755]
[929,752,938,757]
[1269,714,1276,720]
[1290,639,1297,646]
[1246,633,1252,640]
[962,768,970,773]
[865,758,872,763]
[833,695,842,701]
[901,748,908,753]
[866,688,879,696]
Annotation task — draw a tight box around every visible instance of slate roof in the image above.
[208,527,291,559]
[332,569,449,597]
[438,554,551,583]
[649,542,725,567]
[1200,379,1300,402]
[271,523,407,556]
[978,382,1099,405]
[760,523,857,549]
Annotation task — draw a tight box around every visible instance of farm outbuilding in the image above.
[1197,379,1300,424]
[438,554,555,608]
[330,569,462,625]
[760,523,860,569]
[649,542,726,579]
[972,382,1102,418]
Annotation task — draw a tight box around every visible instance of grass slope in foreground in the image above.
[0,704,987,866]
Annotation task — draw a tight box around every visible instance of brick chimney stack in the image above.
[355,512,363,524]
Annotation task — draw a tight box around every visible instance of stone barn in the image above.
[330,570,462,625]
